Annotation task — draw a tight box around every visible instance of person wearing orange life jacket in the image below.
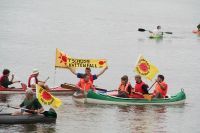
[28,69,49,90]
[76,74,95,92]
[116,75,132,98]
[131,75,149,98]
[68,66,108,84]
[153,75,168,98]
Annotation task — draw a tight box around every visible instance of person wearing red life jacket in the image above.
[68,66,108,84]
[153,75,168,98]
[131,75,149,98]
[0,69,20,88]
[116,75,132,98]
[28,69,49,90]
[76,74,95,92]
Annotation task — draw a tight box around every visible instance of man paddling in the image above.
[153,75,168,98]
[28,69,49,90]
[131,75,149,98]
[12,88,44,115]
[197,24,200,31]
[68,66,108,84]
[0,69,20,88]
[149,25,163,37]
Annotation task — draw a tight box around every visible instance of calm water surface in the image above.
[0,0,200,132]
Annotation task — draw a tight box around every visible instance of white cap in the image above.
[32,68,39,75]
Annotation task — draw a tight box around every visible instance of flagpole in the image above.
[53,68,57,87]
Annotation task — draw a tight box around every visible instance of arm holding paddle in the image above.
[10,74,20,84]
[138,28,172,34]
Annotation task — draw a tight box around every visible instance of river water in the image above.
[0,0,200,132]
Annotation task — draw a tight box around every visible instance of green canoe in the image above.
[73,90,186,105]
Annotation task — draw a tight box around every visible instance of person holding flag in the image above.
[131,75,149,98]
[28,69,49,90]
[152,75,168,98]
[68,66,108,84]
[12,88,44,115]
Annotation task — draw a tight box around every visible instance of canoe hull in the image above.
[73,90,186,105]
[0,85,76,95]
[0,113,56,124]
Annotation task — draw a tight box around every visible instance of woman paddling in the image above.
[12,89,44,115]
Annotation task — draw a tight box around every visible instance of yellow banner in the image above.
[134,55,159,80]
[55,48,107,68]
[36,85,62,108]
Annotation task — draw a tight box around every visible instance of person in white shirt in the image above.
[149,25,163,37]
[28,69,49,90]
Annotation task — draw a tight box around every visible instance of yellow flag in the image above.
[55,48,107,68]
[36,85,62,108]
[134,55,159,80]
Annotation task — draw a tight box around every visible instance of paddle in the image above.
[148,81,157,91]
[44,77,50,83]
[5,104,56,117]
[138,28,173,34]
[143,81,157,101]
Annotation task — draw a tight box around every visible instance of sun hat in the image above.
[32,68,39,75]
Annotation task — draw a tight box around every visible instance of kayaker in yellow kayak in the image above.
[0,69,20,88]
[28,69,49,90]
[116,75,132,98]
[68,66,108,84]
[12,88,44,115]
[152,75,168,98]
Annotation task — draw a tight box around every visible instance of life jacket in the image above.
[77,79,93,92]
[153,82,168,98]
[118,82,131,94]
[131,82,145,98]
[89,74,94,84]
[28,75,38,87]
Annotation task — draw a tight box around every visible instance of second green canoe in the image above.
[73,89,186,105]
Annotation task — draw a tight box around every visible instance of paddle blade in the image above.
[164,32,173,34]
[138,28,146,32]
[143,94,153,101]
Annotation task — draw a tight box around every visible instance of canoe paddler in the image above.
[0,69,20,88]
[68,66,108,84]
[152,75,168,98]
[12,88,44,115]
[116,75,132,98]
[28,69,49,90]
[131,75,149,98]
[76,74,95,92]
[197,24,200,31]
[149,25,163,37]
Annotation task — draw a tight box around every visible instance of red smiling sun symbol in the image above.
[139,63,149,72]
[59,53,68,65]
[99,61,106,65]
[42,91,52,101]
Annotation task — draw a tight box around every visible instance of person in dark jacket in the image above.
[0,69,20,88]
